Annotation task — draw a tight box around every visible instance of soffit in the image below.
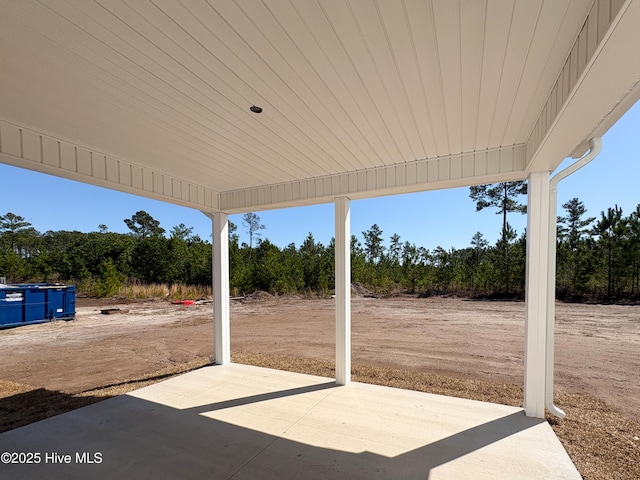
[1,0,638,212]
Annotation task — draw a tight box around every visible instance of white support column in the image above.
[335,197,351,385]
[524,171,551,418]
[210,212,230,365]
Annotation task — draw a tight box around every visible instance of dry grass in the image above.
[1,353,638,480]
[550,392,640,480]
[116,283,211,300]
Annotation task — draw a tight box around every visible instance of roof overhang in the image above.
[1,0,639,213]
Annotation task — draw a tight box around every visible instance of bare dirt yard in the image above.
[1,295,638,423]
[1,294,640,479]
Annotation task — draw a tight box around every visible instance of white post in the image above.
[335,197,351,385]
[524,171,551,418]
[208,212,230,365]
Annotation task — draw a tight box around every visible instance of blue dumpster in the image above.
[0,287,24,326]
[0,283,76,328]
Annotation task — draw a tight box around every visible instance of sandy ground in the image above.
[0,295,638,423]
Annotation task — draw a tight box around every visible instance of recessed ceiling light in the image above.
[250,105,263,113]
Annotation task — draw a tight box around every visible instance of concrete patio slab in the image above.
[0,363,581,479]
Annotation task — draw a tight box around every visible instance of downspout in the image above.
[546,137,602,418]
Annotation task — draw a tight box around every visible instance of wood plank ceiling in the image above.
[1,0,639,212]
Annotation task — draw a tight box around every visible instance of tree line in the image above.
[1,183,639,301]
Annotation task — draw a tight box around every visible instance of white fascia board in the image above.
[527,0,640,171]
[0,120,219,211]
[220,145,526,213]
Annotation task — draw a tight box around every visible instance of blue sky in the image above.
[1,101,638,252]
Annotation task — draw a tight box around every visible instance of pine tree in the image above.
[363,224,385,264]
[469,181,527,242]
[557,198,595,294]
[242,212,266,254]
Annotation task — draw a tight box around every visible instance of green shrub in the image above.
[94,259,122,297]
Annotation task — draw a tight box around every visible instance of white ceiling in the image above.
[1,0,639,213]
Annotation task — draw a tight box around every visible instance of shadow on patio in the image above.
[0,364,580,479]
